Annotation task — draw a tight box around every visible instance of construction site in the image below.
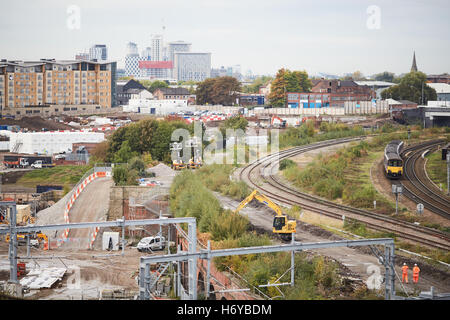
[0,119,449,302]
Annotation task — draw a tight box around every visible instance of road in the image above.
[64,177,112,249]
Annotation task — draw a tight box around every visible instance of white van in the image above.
[137,236,166,252]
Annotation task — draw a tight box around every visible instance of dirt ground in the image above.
[0,116,74,131]
[289,140,360,170]
[0,241,146,300]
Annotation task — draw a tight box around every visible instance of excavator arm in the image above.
[234,190,283,216]
[234,189,296,241]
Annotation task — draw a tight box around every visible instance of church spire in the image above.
[411,51,418,72]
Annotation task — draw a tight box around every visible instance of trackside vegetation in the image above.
[170,169,371,299]
[195,164,250,200]
[281,131,420,213]
[425,151,449,194]
[279,121,365,149]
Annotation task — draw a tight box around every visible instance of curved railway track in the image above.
[238,137,450,251]
[400,139,450,219]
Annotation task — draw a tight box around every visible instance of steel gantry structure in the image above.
[139,237,397,300]
[0,201,199,299]
[1,201,399,301]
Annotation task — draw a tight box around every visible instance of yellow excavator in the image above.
[172,159,186,170]
[5,231,48,248]
[234,189,297,241]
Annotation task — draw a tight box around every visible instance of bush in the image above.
[210,211,249,240]
[279,159,296,170]
[129,156,146,176]
[343,185,376,208]
[170,170,248,238]
[197,164,250,200]
[112,165,129,186]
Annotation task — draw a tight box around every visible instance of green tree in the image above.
[195,78,216,105]
[242,76,273,93]
[381,71,437,104]
[268,68,289,107]
[106,119,194,164]
[195,77,241,105]
[269,68,311,107]
[138,80,152,89]
[112,165,129,186]
[148,80,169,93]
[292,71,312,92]
[374,71,395,82]
[211,77,241,105]
[351,71,366,81]
[223,116,248,131]
[129,156,146,176]
[113,141,138,163]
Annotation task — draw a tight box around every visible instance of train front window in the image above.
[389,160,402,167]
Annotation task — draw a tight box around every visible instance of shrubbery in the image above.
[107,118,194,163]
[196,164,250,200]
[170,170,249,238]
[279,159,296,170]
[283,141,369,200]
[279,121,365,149]
[170,168,343,299]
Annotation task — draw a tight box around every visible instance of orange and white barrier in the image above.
[56,171,107,248]
[90,227,100,249]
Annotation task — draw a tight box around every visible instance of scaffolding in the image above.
[139,237,397,301]
[128,186,170,241]
[0,201,198,299]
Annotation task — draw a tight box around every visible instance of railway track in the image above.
[400,139,450,219]
[238,137,450,251]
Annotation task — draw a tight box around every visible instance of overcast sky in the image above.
[1,0,449,77]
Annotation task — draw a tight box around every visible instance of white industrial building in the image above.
[8,131,105,155]
[123,98,194,115]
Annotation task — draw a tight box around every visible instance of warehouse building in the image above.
[123,98,190,115]
[7,131,105,155]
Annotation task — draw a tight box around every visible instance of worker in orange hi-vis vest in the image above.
[413,264,420,284]
[401,263,409,283]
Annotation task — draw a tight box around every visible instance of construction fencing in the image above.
[192,101,389,117]
[128,186,171,241]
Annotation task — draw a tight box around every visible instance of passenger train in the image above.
[384,140,404,179]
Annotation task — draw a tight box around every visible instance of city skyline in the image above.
[1,0,449,77]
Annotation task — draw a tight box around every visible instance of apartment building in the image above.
[174,52,211,82]
[0,59,116,118]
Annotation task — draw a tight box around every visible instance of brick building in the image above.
[153,87,190,100]
[286,79,375,108]
[311,79,375,97]
[426,74,450,84]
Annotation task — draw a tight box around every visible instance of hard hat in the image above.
[403,263,406,265]
[414,263,417,266]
